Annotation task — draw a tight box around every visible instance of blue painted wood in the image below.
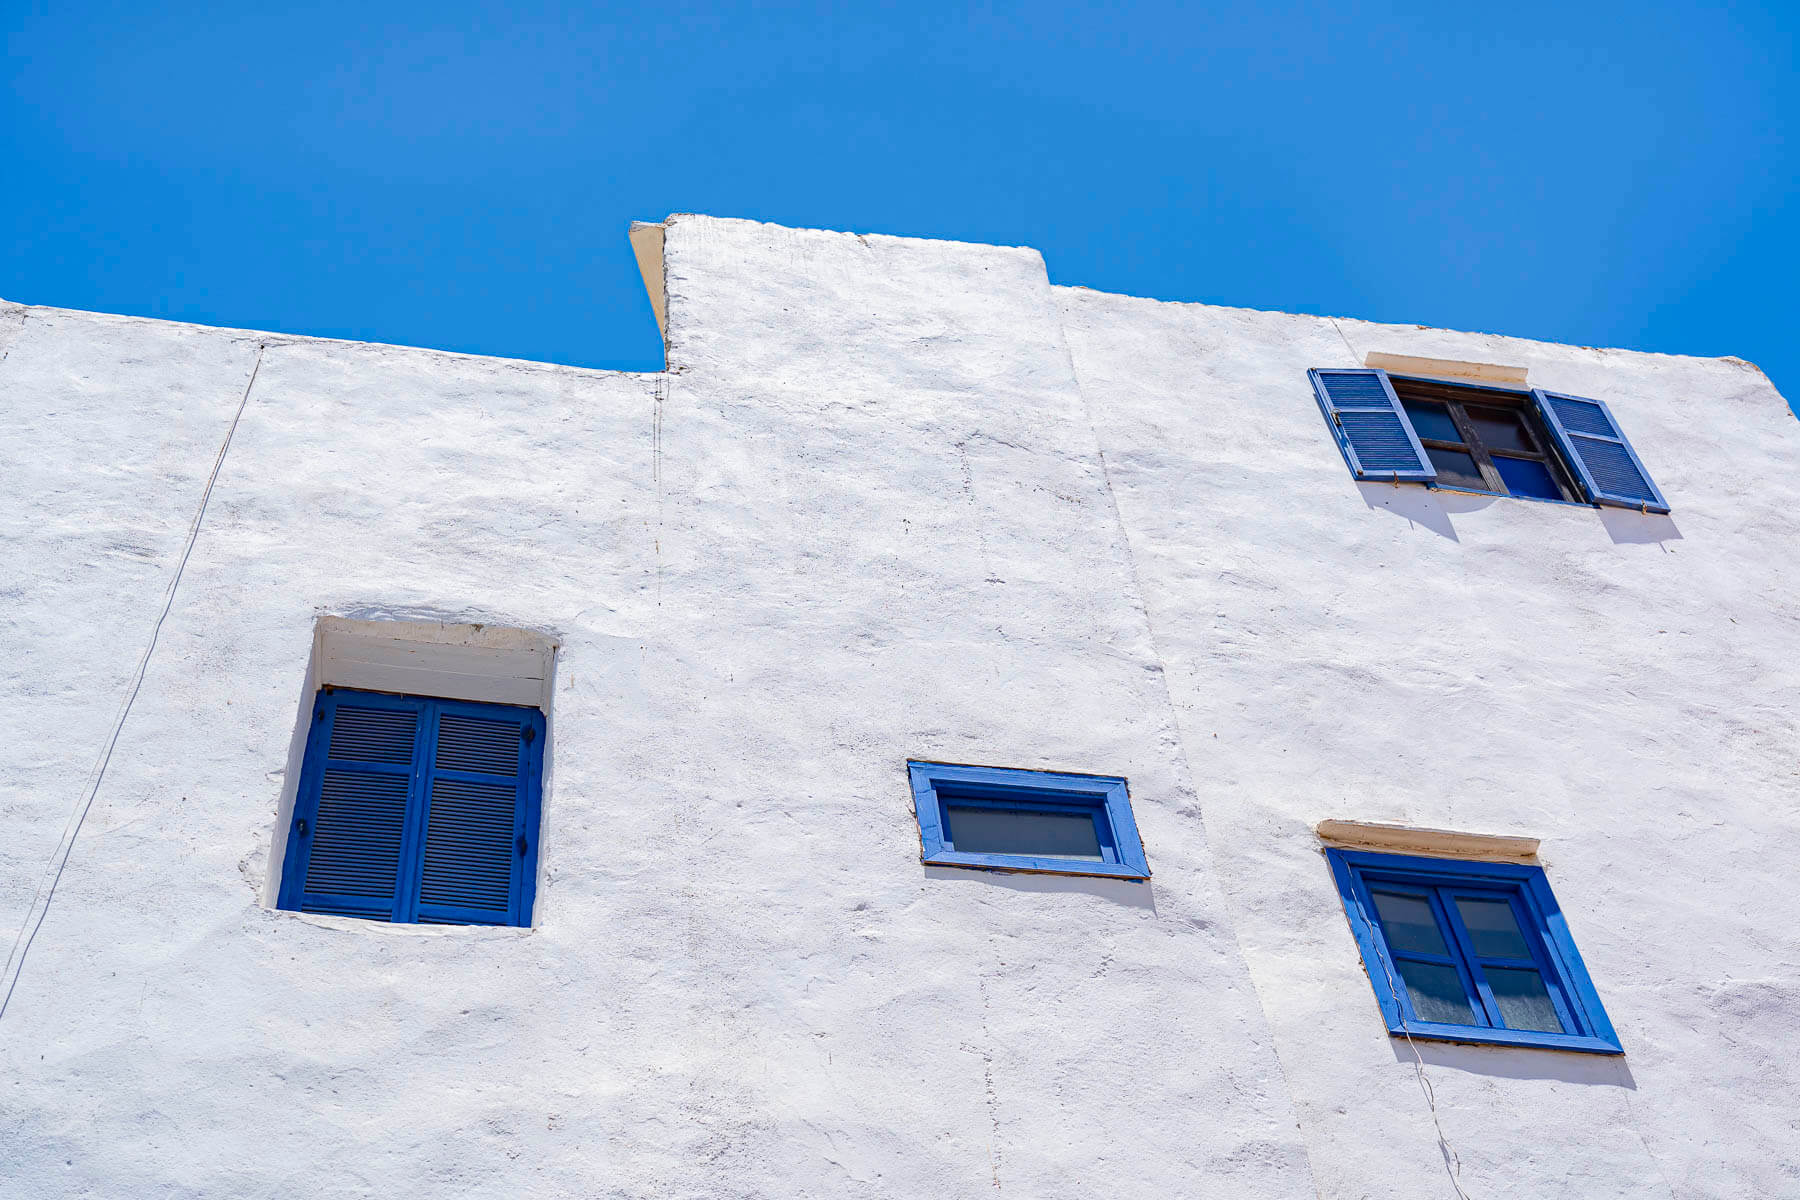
[279,688,546,928]
[907,760,1150,880]
[1529,388,1670,513]
[1308,368,1436,483]
[1326,849,1623,1054]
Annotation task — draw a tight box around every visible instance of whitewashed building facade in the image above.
[2,215,1796,1198]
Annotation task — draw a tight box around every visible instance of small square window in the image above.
[277,688,546,927]
[1326,849,1621,1054]
[908,761,1150,880]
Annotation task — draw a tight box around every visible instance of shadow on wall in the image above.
[922,865,1158,913]
[1356,482,1479,541]
[1396,1037,1640,1089]
[1356,483,1684,547]
[1598,508,1683,546]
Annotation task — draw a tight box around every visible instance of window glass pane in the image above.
[1467,405,1532,453]
[1396,960,1477,1025]
[1371,890,1451,956]
[1423,447,1488,490]
[1484,967,1564,1032]
[1401,399,1462,443]
[944,805,1104,860]
[1492,456,1563,501]
[1454,896,1534,959]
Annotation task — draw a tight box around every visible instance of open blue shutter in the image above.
[1530,390,1669,513]
[280,694,426,921]
[410,703,545,927]
[1309,368,1436,482]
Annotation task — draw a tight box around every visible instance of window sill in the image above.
[1385,1020,1623,1055]
[270,907,536,936]
[1421,483,1595,509]
[922,849,1151,881]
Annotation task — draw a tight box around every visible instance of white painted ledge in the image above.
[316,616,558,710]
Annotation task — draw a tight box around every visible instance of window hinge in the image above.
[293,817,308,837]
[522,727,536,744]
[516,836,528,857]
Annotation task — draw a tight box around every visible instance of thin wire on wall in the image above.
[1373,949,1476,1200]
[0,343,267,1022]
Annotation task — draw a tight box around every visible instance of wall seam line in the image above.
[1051,298,1328,1200]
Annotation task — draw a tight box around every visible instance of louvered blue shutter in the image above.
[1530,390,1669,513]
[280,693,426,921]
[409,702,545,927]
[1309,369,1436,482]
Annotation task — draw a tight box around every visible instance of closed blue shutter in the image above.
[412,706,544,926]
[278,690,545,927]
[1309,369,1436,482]
[280,695,425,920]
[1530,390,1669,513]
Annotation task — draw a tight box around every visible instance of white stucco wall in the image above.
[0,219,1312,1198]
[1058,285,1800,1199]
[2,215,1794,1198]
[0,306,262,941]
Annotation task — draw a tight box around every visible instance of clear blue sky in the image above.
[6,3,1795,414]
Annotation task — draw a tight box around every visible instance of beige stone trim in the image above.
[629,220,668,345]
[1363,351,1529,386]
[1315,819,1540,862]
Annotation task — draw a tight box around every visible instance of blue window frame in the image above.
[278,688,546,927]
[1327,849,1621,1054]
[908,761,1150,880]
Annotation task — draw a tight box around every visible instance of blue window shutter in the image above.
[278,690,546,928]
[1530,389,1669,513]
[409,704,546,927]
[1309,369,1436,482]
[278,693,427,921]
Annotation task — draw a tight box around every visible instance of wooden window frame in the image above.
[1391,376,1581,503]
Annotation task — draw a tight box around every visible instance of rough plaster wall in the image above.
[1,327,666,1198]
[0,221,1316,1198]
[0,303,262,939]
[1057,285,1800,1199]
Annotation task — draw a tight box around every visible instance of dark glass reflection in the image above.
[1424,447,1488,491]
[1454,897,1533,959]
[1396,961,1476,1024]
[944,805,1104,860]
[1371,890,1451,956]
[1467,405,1532,453]
[1493,456,1562,500]
[1400,399,1462,443]
[1484,967,1564,1032]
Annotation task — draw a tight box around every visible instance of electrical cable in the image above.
[1372,949,1476,1199]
